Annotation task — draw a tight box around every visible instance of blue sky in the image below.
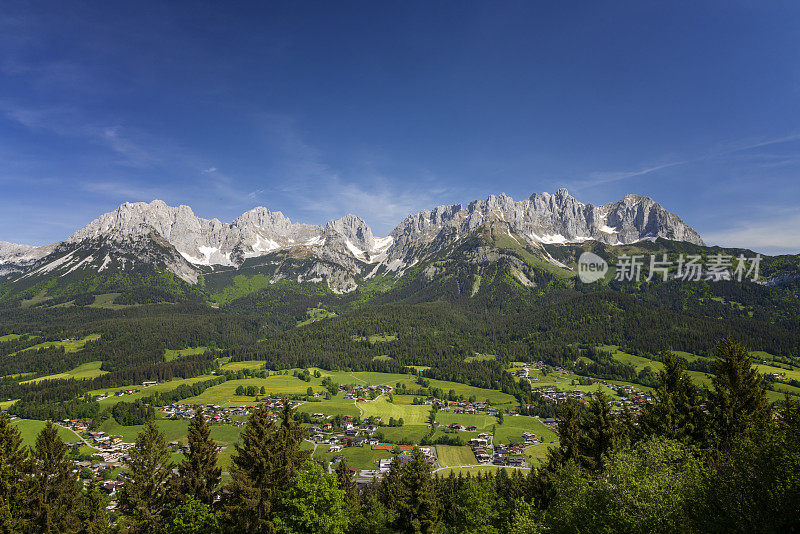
[2,1,800,253]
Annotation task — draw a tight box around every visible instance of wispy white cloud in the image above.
[703,208,800,255]
[0,102,160,168]
[573,133,800,191]
[572,161,689,189]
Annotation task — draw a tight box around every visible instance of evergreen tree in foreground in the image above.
[395,447,439,534]
[176,407,221,507]
[579,390,620,472]
[548,398,583,467]
[638,351,706,444]
[221,405,277,533]
[708,337,771,448]
[334,459,359,508]
[0,412,27,532]
[273,401,309,491]
[77,479,109,534]
[120,419,173,533]
[221,401,308,533]
[24,421,82,533]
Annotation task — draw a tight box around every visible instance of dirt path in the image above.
[52,422,99,450]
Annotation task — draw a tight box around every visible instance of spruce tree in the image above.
[273,401,309,490]
[549,398,583,466]
[221,401,308,533]
[24,421,82,533]
[579,390,618,472]
[334,460,359,507]
[77,479,109,534]
[395,447,439,534]
[377,456,405,510]
[638,351,706,444]
[176,407,221,507]
[0,412,27,532]
[221,405,277,533]
[119,419,173,533]
[708,338,771,447]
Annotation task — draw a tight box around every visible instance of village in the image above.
[5,363,664,512]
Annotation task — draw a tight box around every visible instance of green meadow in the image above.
[21,361,107,384]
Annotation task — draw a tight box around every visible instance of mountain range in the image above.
[0,189,703,293]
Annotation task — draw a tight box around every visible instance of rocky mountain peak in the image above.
[325,214,375,251]
[0,241,35,257]
[3,190,705,291]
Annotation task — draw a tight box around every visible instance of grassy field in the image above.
[182,375,320,405]
[296,397,361,418]
[88,293,133,309]
[349,371,411,385]
[8,333,101,357]
[359,396,431,425]
[0,333,24,343]
[494,415,558,444]
[96,417,244,472]
[165,346,210,362]
[218,360,266,372]
[100,417,190,444]
[92,376,216,408]
[464,353,496,363]
[672,350,706,362]
[21,361,107,384]
[436,411,497,432]
[208,274,274,306]
[524,443,556,466]
[312,444,394,471]
[394,377,517,407]
[750,350,778,362]
[525,368,634,399]
[598,345,664,373]
[297,308,338,327]
[12,419,84,446]
[20,290,49,308]
[686,371,714,387]
[436,445,478,467]
[378,425,431,444]
[372,355,394,362]
[755,363,800,382]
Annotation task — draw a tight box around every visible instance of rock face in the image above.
[383,189,703,268]
[0,241,35,258]
[65,201,395,269]
[2,190,703,288]
[0,241,57,278]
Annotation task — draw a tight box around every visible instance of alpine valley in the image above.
[3,188,800,533]
[2,186,800,387]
